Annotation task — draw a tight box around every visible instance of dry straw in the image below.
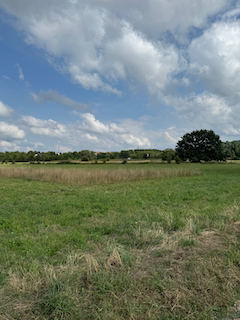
[0,167,202,186]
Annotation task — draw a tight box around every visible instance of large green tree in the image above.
[176,129,225,162]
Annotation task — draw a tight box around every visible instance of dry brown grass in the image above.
[2,222,240,320]
[0,166,202,186]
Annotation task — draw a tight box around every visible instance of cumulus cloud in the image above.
[189,18,240,100]
[0,140,14,148]
[30,90,91,111]
[80,113,126,135]
[0,140,22,151]
[21,116,66,137]
[2,0,240,145]
[0,101,13,117]
[19,113,152,150]
[0,0,228,96]
[0,0,229,40]
[0,122,25,141]
[162,91,240,139]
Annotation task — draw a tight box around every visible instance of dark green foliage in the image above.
[122,159,127,164]
[0,149,165,162]
[120,150,130,159]
[176,129,225,162]
[222,141,240,159]
[162,149,176,162]
[175,155,181,164]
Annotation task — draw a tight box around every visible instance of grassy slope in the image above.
[0,163,240,319]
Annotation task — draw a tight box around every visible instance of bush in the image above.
[175,155,181,164]
[166,155,172,164]
[122,159,127,164]
[232,156,240,160]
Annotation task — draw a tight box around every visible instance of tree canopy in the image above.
[176,129,225,162]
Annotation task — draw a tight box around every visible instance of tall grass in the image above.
[0,166,202,186]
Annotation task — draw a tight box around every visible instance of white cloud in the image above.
[15,63,24,81]
[164,92,232,117]
[2,0,240,146]
[33,142,44,148]
[80,113,125,134]
[1,0,226,95]
[84,133,99,143]
[0,140,13,147]
[21,116,66,137]
[189,18,240,100]
[162,91,240,139]
[0,0,229,40]
[3,75,11,81]
[0,101,13,117]
[30,90,91,111]
[19,113,152,150]
[0,140,22,151]
[102,23,180,95]
[0,121,25,141]
[55,145,72,153]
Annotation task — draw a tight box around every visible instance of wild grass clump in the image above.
[0,166,202,186]
[2,227,240,320]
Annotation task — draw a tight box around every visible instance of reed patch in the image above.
[0,166,202,186]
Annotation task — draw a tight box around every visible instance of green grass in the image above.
[0,163,240,319]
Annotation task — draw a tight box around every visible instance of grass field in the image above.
[1,163,240,319]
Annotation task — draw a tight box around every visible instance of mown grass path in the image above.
[1,163,240,319]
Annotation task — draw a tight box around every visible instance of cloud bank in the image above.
[1,0,240,151]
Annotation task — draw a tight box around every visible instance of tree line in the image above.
[0,136,240,163]
[0,149,175,163]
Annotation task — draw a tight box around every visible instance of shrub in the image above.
[166,155,172,164]
[232,156,240,160]
[122,159,127,164]
[175,155,181,164]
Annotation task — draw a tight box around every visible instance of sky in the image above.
[0,0,240,152]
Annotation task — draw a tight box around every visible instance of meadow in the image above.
[0,162,240,319]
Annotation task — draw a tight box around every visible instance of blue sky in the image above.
[0,0,240,152]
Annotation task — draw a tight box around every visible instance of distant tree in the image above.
[27,151,35,162]
[120,150,130,159]
[176,129,225,162]
[78,150,94,161]
[97,152,107,160]
[162,149,176,163]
